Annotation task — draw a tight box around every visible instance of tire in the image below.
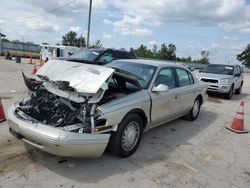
[235,83,243,95]
[108,113,143,158]
[225,85,234,99]
[185,97,201,121]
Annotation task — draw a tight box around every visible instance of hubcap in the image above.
[192,99,200,117]
[121,121,140,152]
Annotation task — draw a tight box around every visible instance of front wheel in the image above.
[185,97,201,121]
[235,83,243,95]
[225,85,234,99]
[108,113,143,158]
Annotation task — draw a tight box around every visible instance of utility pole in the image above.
[86,0,92,48]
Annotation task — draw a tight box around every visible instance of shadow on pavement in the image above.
[26,109,218,183]
[207,92,249,101]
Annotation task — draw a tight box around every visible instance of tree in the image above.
[62,31,87,48]
[237,44,250,67]
[77,35,86,48]
[152,44,158,57]
[199,50,209,64]
[158,43,176,60]
[62,31,78,46]
[91,40,102,48]
[177,56,192,62]
[2,38,9,42]
[132,44,154,58]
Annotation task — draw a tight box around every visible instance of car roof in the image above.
[113,59,186,68]
[87,48,132,53]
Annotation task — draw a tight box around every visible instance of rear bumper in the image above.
[8,105,110,158]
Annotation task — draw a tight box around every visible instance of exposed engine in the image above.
[18,88,93,133]
[18,71,141,134]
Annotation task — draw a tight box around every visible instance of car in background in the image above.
[197,64,244,99]
[60,48,137,65]
[8,59,207,158]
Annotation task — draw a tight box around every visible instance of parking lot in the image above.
[0,60,250,188]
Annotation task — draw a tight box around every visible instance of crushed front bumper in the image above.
[8,105,110,158]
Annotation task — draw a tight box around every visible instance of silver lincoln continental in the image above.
[8,59,207,158]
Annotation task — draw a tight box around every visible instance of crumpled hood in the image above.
[35,60,114,94]
[197,73,233,80]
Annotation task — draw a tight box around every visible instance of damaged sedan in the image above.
[8,59,207,158]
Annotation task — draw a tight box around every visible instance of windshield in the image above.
[107,61,157,89]
[204,65,234,75]
[70,49,104,61]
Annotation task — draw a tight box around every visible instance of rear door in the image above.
[174,68,197,115]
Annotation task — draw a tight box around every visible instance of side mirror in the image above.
[235,73,241,77]
[152,84,169,92]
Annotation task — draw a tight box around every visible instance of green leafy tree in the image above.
[152,44,158,57]
[62,31,87,48]
[130,43,210,65]
[159,43,176,60]
[132,44,154,58]
[237,44,250,67]
[77,35,86,48]
[177,56,192,62]
[91,40,102,48]
[62,31,78,46]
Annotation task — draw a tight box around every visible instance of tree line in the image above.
[54,30,250,67]
[237,44,250,67]
[130,44,210,64]
[61,31,211,64]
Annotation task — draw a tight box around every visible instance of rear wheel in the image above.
[185,97,201,121]
[235,83,243,95]
[108,113,143,158]
[225,85,234,99]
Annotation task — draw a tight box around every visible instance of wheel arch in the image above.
[196,94,203,105]
[125,109,148,128]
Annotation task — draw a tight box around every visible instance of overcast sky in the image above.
[0,0,250,63]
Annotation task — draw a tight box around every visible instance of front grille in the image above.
[200,78,218,83]
[207,85,219,91]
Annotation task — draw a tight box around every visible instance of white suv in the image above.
[197,64,243,99]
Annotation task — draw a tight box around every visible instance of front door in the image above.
[150,67,179,126]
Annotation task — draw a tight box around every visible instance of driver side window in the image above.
[155,68,176,89]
